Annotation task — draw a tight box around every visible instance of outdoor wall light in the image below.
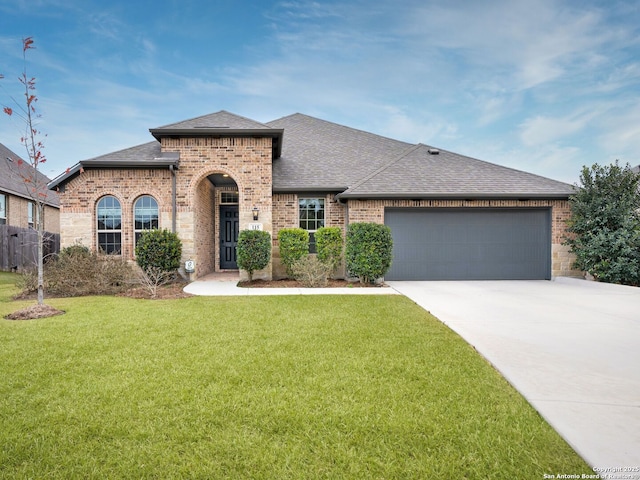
[252,207,259,221]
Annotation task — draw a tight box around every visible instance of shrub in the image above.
[315,226,343,275]
[291,255,331,287]
[40,247,134,297]
[278,228,309,277]
[237,230,271,282]
[566,162,640,286]
[135,229,182,273]
[346,222,393,284]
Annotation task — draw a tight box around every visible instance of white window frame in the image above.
[27,201,34,228]
[0,194,6,225]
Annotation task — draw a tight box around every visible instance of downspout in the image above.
[335,193,349,279]
[170,164,177,233]
[335,193,348,226]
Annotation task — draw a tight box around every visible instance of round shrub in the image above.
[237,230,272,282]
[135,229,182,273]
[346,222,393,284]
[278,228,309,277]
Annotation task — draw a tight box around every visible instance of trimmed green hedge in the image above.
[135,229,182,273]
[237,230,272,282]
[278,228,309,277]
[346,222,393,284]
[315,226,343,275]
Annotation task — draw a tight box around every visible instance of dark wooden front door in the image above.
[220,206,239,269]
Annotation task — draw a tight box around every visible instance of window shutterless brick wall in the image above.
[271,193,346,278]
[56,168,174,258]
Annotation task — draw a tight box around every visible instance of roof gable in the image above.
[150,110,283,159]
[154,110,273,130]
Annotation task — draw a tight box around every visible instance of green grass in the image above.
[0,272,590,479]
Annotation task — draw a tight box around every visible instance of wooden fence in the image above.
[0,225,60,273]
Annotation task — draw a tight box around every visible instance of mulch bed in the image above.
[238,279,387,288]
[4,304,65,321]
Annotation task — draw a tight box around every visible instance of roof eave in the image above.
[48,158,179,191]
[149,127,284,159]
[273,186,348,194]
[1,185,60,207]
[80,159,179,168]
[336,192,574,200]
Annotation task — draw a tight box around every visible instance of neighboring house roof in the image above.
[0,143,60,207]
[48,111,574,199]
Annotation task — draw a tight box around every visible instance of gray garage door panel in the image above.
[385,208,551,280]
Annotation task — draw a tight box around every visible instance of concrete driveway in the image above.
[388,278,640,469]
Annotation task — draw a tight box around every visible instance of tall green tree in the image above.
[566,161,640,286]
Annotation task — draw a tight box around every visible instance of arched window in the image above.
[96,196,122,254]
[134,195,159,245]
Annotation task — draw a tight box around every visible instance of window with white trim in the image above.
[97,196,122,254]
[134,195,159,245]
[0,194,6,225]
[27,202,35,228]
[299,197,325,253]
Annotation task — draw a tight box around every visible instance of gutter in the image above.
[335,192,575,201]
[48,157,180,191]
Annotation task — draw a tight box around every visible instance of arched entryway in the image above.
[192,171,240,276]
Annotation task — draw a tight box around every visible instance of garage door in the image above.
[385,208,551,280]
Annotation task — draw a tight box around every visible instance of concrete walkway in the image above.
[388,278,640,469]
[183,273,399,296]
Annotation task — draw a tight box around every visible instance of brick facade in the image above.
[57,136,274,280]
[56,133,579,280]
[4,193,59,233]
[57,168,174,257]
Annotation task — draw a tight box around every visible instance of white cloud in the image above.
[519,112,595,147]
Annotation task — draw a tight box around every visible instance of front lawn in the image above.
[0,272,590,479]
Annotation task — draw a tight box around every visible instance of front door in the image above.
[220,206,239,269]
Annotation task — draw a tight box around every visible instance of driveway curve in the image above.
[388,278,640,469]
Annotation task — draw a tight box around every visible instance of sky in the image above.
[1,0,639,184]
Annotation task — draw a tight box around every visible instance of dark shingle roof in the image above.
[155,110,273,130]
[267,114,573,198]
[150,110,283,159]
[48,142,171,189]
[267,113,413,191]
[0,143,59,207]
[78,141,162,164]
[48,111,575,199]
[340,144,575,199]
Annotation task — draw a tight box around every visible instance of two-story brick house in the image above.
[48,111,579,281]
[1,143,60,232]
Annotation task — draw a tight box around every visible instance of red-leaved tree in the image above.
[1,37,49,305]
